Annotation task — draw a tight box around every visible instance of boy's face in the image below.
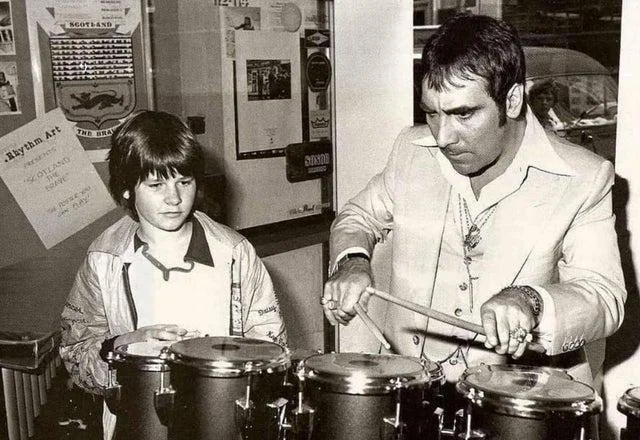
[129,170,197,234]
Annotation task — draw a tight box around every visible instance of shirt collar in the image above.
[133,217,214,267]
[411,106,575,178]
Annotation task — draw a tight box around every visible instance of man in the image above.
[323,15,625,388]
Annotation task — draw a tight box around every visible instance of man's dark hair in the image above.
[421,14,527,122]
[107,110,205,220]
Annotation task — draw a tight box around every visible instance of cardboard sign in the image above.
[285,141,332,182]
[0,108,115,248]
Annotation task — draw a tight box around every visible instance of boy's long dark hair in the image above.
[107,110,205,220]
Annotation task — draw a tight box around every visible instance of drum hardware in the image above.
[381,381,408,438]
[235,373,257,438]
[103,350,122,414]
[152,347,175,426]
[279,374,315,440]
[617,386,640,440]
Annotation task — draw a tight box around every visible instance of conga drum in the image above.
[298,352,437,440]
[617,386,640,440]
[167,336,290,440]
[107,340,174,440]
[455,364,602,440]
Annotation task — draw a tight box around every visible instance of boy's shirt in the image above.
[128,219,231,337]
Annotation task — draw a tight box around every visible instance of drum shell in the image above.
[464,404,600,440]
[169,364,285,440]
[112,357,170,440]
[304,382,429,440]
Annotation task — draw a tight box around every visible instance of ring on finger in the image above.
[509,326,529,344]
[321,298,337,310]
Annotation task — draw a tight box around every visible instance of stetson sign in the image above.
[286,141,332,182]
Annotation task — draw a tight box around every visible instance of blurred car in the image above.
[413,46,618,162]
[524,46,618,163]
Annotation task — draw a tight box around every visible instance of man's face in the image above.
[421,75,517,177]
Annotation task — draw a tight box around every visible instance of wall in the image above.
[333,0,413,210]
[601,2,640,438]
[332,0,413,349]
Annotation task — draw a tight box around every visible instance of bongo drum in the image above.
[455,364,602,440]
[298,352,436,440]
[106,340,174,440]
[617,386,640,440]
[167,336,290,440]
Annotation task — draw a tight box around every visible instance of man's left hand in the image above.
[480,287,539,359]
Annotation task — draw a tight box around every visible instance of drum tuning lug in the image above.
[426,406,445,440]
[452,408,486,439]
[290,404,315,440]
[235,396,256,438]
[266,396,289,438]
[154,387,175,426]
[382,416,407,439]
[103,383,122,414]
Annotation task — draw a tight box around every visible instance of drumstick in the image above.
[353,303,392,350]
[365,287,546,354]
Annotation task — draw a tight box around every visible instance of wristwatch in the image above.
[336,252,370,271]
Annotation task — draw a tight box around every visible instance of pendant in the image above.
[464,224,481,250]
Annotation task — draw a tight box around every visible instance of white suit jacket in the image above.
[330,119,626,385]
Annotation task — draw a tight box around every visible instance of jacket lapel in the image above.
[480,169,569,295]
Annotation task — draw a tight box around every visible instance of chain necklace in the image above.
[140,243,195,281]
[458,195,497,311]
[461,197,497,253]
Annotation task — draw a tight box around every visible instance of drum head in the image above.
[113,340,171,370]
[301,352,431,395]
[457,364,601,418]
[168,336,289,376]
[618,386,640,418]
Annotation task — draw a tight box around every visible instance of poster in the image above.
[0,60,19,114]
[223,6,261,58]
[29,0,141,141]
[0,0,14,55]
[235,30,302,159]
[0,108,115,248]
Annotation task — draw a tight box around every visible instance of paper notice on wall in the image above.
[235,31,302,159]
[0,107,115,248]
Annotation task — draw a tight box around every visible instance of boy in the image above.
[60,110,287,435]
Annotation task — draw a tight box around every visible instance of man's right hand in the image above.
[322,258,373,326]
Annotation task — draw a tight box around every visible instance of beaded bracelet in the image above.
[509,285,543,317]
